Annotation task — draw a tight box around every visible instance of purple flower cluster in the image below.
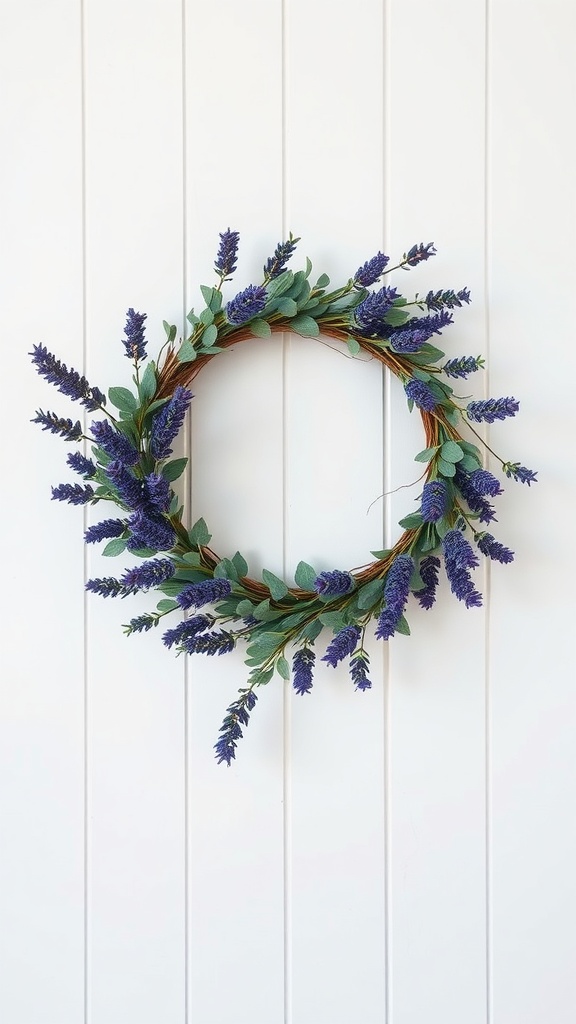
[421,480,449,522]
[414,556,440,610]
[103,460,176,552]
[476,533,514,564]
[52,482,94,505]
[455,468,497,524]
[126,510,175,552]
[176,578,232,611]
[322,626,361,668]
[226,285,267,325]
[214,689,258,766]
[468,469,502,497]
[466,397,519,423]
[405,378,438,411]
[389,310,453,353]
[292,647,315,695]
[119,558,175,592]
[182,630,235,656]
[314,570,354,597]
[162,615,213,650]
[424,287,470,311]
[405,242,436,266]
[30,344,105,411]
[263,235,299,279]
[91,420,139,466]
[349,652,371,691]
[124,614,157,634]
[502,462,538,486]
[105,460,146,508]
[442,530,482,608]
[122,308,147,362]
[85,576,127,599]
[443,356,483,379]
[354,251,389,287]
[85,518,126,544]
[354,287,399,336]
[32,410,83,441]
[67,452,96,478]
[214,228,240,280]
[149,386,193,460]
[145,473,172,514]
[375,554,413,640]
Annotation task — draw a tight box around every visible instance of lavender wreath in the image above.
[31,232,536,764]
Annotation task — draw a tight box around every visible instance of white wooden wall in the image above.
[1,1,575,1022]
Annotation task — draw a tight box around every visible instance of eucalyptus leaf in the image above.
[357,578,384,610]
[276,297,298,317]
[200,285,215,306]
[177,340,197,363]
[250,318,272,338]
[231,551,249,577]
[162,321,177,344]
[398,512,424,529]
[161,457,188,482]
[156,599,179,613]
[290,315,320,338]
[319,611,348,633]
[108,387,138,414]
[440,440,464,463]
[276,656,290,680]
[395,615,411,636]
[262,568,289,601]
[202,324,218,347]
[415,446,440,463]
[188,517,211,547]
[102,538,127,557]
[346,336,361,356]
[294,560,317,590]
[437,457,457,478]
[139,362,157,402]
[199,307,214,326]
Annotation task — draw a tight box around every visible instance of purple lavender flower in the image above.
[149,386,193,461]
[414,556,440,610]
[119,558,175,592]
[176,578,232,611]
[214,228,240,280]
[466,397,519,423]
[476,533,514,564]
[322,626,361,668]
[354,287,399,336]
[263,235,299,279]
[162,615,213,649]
[468,469,503,497]
[51,482,94,505]
[124,614,158,634]
[122,308,147,362]
[91,420,139,466]
[442,529,483,608]
[85,576,127,598]
[127,510,175,552]
[226,285,267,325]
[405,378,438,412]
[455,468,497,524]
[105,460,146,509]
[67,452,96,478]
[30,344,105,411]
[31,410,83,441]
[405,242,436,266]
[84,518,127,544]
[292,647,315,695]
[424,287,471,311]
[389,310,453,353]
[442,356,483,379]
[375,553,413,640]
[421,480,449,522]
[314,570,355,597]
[502,462,538,486]
[183,630,235,656]
[349,652,371,691]
[145,473,172,513]
[354,251,389,286]
[214,689,258,766]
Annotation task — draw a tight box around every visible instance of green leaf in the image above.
[102,538,127,557]
[249,666,275,686]
[315,273,330,289]
[266,270,293,298]
[202,324,218,347]
[319,611,348,633]
[398,512,424,529]
[415,445,440,463]
[290,315,320,338]
[357,577,384,610]
[294,560,317,590]
[200,285,215,306]
[346,336,361,356]
[188,517,211,547]
[156,599,179,613]
[370,548,392,560]
[214,558,239,581]
[250,318,272,338]
[139,362,157,402]
[276,655,290,680]
[262,568,289,601]
[163,321,177,344]
[161,457,188,482]
[437,457,457,478]
[305,257,313,278]
[276,297,298,317]
[440,440,464,463]
[199,307,214,326]
[444,406,461,428]
[157,580,187,597]
[384,307,410,327]
[231,551,248,577]
[209,291,223,313]
[395,615,411,636]
[460,453,482,472]
[300,619,324,642]
[435,515,452,539]
[186,309,199,325]
[280,608,313,629]
[176,340,197,363]
[237,599,255,617]
[409,343,445,365]
[179,551,202,567]
[246,632,285,661]
[108,387,138,414]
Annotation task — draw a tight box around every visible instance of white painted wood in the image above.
[82,2,186,1020]
[0,3,85,1021]
[488,4,576,1022]
[184,3,285,1022]
[284,3,387,1021]
[386,3,488,1021]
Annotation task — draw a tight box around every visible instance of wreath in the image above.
[31,231,536,764]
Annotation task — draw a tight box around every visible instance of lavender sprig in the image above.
[149,386,193,461]
[424,287,471,311]
[354,287,399,336]
[404,242,436,266]
[226,285,267,325]
[476,533,514,564]
[314,570,354,597]
[354,251,389,287]
[52,483,95,505]
[214,228,240,282]
[85,518,127,544]
[349,651,371,691]
[502,462,538,486]
[91,420,139,466]
[405,378,438,412]
[119,558,175,592]
[31,410,83,441]
[162,615,213,650]
[375,553,413,640]
[414,556,440,610]
[30,344,105,411]
[214,689,258,766]
[442,530,483,608]
[176,578,232,611]
[122,308,147,363]
[263,234,299,280]
[292,647,315,695]
[421,480,449,522]
[67,452,96,478]
[442,356,484,379]
[322,626,361,668]
[466,397,519,423]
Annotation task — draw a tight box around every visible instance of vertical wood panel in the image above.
[386,3,488,1021]
[184,3,285,1022]
[0,3,85,1021]
[284,3,387,1021]
[83,2,186,1020]
[489,3,576,1021]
